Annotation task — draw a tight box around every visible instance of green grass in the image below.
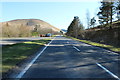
[2,39,51,73]
[31,32,39,36]
[66,36,120,53]
[52,35,57,37]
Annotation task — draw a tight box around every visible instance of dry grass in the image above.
[66,36,120,53]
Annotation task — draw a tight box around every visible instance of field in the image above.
[2,39,50,74]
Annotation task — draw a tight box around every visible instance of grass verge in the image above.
[2,39,51,74]
[66,36,120,53]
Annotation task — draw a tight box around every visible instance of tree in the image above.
[2,22,11,37]
[86,9,90,29]
[18,24,31,37]
[33,24,40,32]
[116,0,120,20]
[67,20,74,36]
[73,16,79,38]
[97,0,116,28]
[67,16,84,38]
[78,21,84,31]
[90,17,96,28]
[2,23,20,37]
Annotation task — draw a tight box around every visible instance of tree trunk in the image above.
[110,5,112,29]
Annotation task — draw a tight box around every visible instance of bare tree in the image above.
[86,9,90,29]
[18,24,31,37]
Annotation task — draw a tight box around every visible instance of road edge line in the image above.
[16,37,55,78]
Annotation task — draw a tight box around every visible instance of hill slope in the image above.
[1,19,61,37]
[6,19,60,32]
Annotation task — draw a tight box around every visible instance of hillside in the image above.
[1,19,61,37]
[3,19,60,32]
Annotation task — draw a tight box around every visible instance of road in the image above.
[0,37,53,46]
[13,36,120,79]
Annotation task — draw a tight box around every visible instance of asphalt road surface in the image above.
[14,36,120,79]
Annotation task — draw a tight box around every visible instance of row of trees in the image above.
[86,0,120,29]
[67,0,120,38]
[67,16,84,38]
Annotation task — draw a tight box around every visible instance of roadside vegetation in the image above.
[66,0,120,53]
[66,36,120,53]
[2,23,32,37]
[2,39,50,74]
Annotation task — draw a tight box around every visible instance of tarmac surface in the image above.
[5,36,120,79]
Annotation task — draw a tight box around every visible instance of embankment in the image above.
[78,26,120,47]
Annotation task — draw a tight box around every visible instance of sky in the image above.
[0,1,101,29]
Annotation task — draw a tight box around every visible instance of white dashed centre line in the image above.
[73,46,80,51]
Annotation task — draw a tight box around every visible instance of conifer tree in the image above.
[116,0,120,20]
[67,16,84,38]
[97,0,116,28]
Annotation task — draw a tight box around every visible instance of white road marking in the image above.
[96,62,120,80]
[67,41,69,43]
[49,45,64,46]
[73,46,80,51]
[16,37,55,78]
